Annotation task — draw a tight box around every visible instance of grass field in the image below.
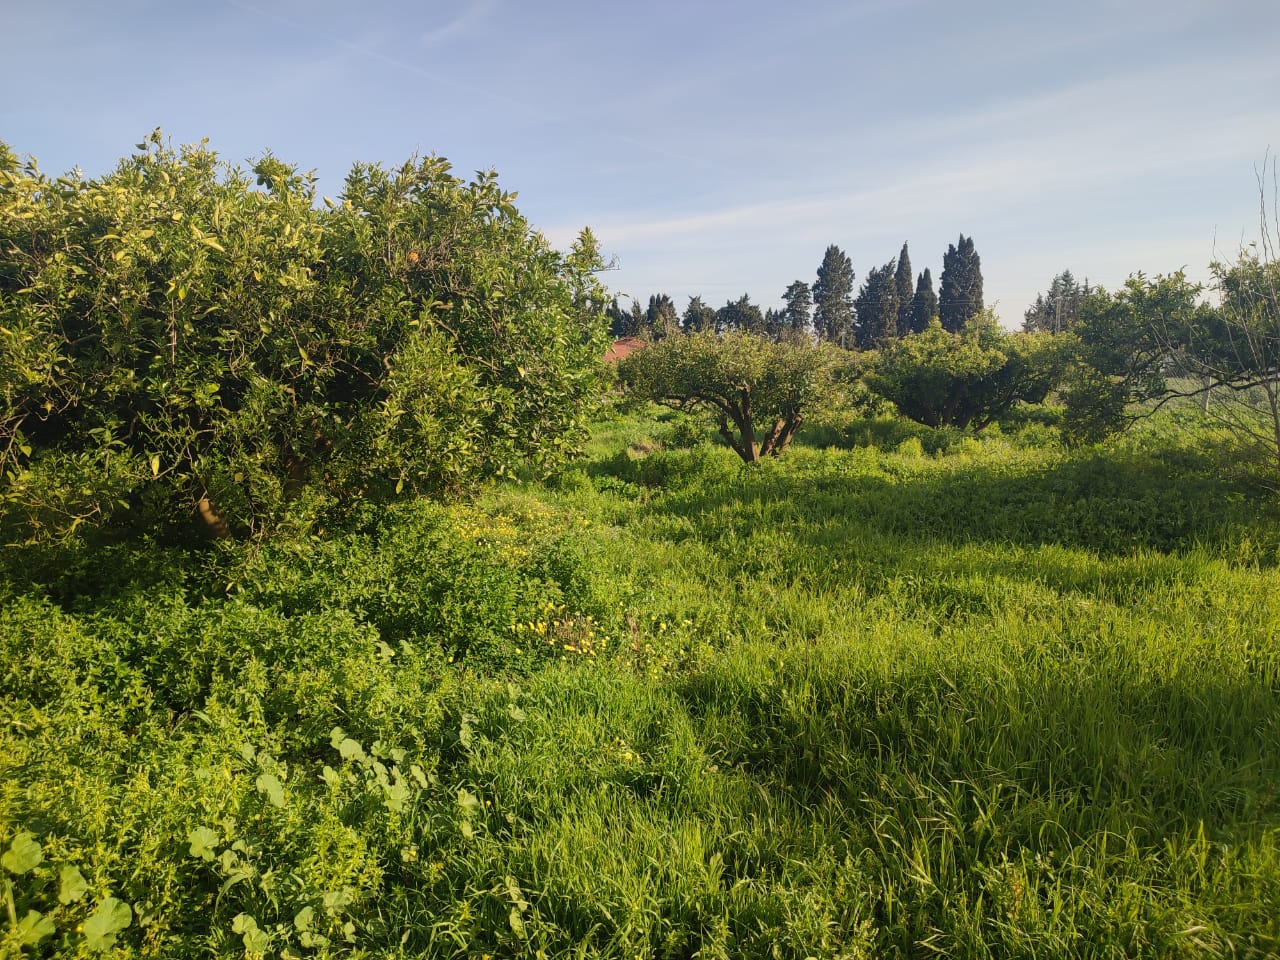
[3,408,1279,958]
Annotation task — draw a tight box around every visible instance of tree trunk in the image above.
[194,494,231,539]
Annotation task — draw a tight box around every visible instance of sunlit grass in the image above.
[2,408,1279,956]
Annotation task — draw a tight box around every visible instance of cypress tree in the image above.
[911,268,938,333]
[813,245,855,347]
[646,293,678,339]
[628,300,647,337]
[853,261,898,348]
[763,307,784,341]
[894,242,914,339]
[606,298,631,338]
[938,234,983,332]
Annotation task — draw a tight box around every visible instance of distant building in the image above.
[604,336,646,363]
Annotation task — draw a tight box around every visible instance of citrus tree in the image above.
[0,133,609,538]
[867,314,1066,430]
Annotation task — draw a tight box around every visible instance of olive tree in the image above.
[617,332,849,462]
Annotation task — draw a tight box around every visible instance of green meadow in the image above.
[3,409,1279,958]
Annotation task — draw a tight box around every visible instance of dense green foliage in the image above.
[617,333,848,462]
[894,243,914,337]
[0,134,608,539]
[867,316,1067,429]
[6,131,1280,959]
[854,260,899,348]
[813,244,855,347]
[3,405,1279,958]
[780,280,812,341]
[911,267,938,333]
[939,234,984,332]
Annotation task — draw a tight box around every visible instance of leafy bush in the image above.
[867,314,1067,430]
[0,133,609,539]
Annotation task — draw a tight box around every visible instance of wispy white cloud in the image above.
[420,0,498,46]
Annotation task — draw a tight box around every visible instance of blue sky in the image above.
[5,0,1279,325]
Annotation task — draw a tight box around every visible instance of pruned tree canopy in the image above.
[617,332,848,462]
[867,315,1066,430]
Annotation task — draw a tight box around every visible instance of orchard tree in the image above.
[911,268,938,333]
[618,332,849,462]
[938,234,983,332]
[813,244,855,347]
[0,133,610,539]
[1061,273,1209,443]
[867,314,1066,430]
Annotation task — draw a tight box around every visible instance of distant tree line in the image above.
[608,234,985,349]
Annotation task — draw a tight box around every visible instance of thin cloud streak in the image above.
[420,0,497,45]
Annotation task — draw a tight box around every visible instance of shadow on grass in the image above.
[629,439,1280,563]
[676,653,1280,843]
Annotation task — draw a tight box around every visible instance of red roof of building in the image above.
[604,336,646,363]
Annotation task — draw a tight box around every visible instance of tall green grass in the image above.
[2,409,1278,957]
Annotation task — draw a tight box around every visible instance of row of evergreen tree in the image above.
[607,235,986,348]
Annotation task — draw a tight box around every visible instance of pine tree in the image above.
[682,295,717,333]
[1023,270,1090,333]
[854,261,899,348]
[911,268,938,333]
[938,234,983,331]
[813,245,855,347]
[780,280,812,341]
[894,243,914,339]
[717,294,765,334]
[763,307,785,341]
